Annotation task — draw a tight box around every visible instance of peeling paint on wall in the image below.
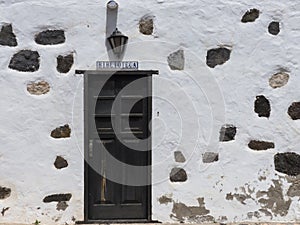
[227,179,293,218]
[170,198,214,223]
[158,195,173,205]
[257,180,291,217]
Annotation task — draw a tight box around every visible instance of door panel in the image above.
[85,73,151,220]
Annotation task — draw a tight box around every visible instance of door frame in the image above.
[82,70,158,223]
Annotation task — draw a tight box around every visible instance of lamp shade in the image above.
[107,28,128,57]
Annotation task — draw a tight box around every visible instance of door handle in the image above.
[89,140,93,158]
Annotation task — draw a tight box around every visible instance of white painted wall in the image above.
[1,0,300,224]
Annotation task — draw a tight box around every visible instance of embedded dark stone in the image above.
[0,187,11,200]
[202,152,219,163]
[139,15,154,35]
[206,47,231,68]
[268,21,280,35]
[254,95,271,118]
[219,124,236,142]
[170,168,187,182]
[43,193,72,203]
[168,49,185,70]
[35,30,65,45]
[274,152,300,176]
[248,140,275,151]
[54,156,68,169]
[174,151,186,163]
[288,102,300,120]
[51,124,71,138]
[241,8,260,23]
[57,54,74,73]
[9,50,40,72]
[56,201,68,211]
[0,24,17,47]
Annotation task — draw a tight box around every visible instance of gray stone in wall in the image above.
[248,140,275,151]
[174,151,186,163]
[51,124,71,138]
[139,15,154,35]
[241,8,260,23]
[274,152,300,176]
[254,95,271,118]
[269,72,289,89]
[9,50,40,72]
[288,102,300,120]
[0,186,11,200]
[206,47,231,68]
[0,24,17,47]
[43,193,72,203]
[170,167,187,182]
[54,156,68,169]
[219,124,236,142]
[168,49,184,70]
[268,21,280,35]
[27,80,50,95]
[202,152,219,163]
[35,30,65,45]
[57,53,74,73]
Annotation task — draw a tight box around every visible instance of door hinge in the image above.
[89,140,93,158]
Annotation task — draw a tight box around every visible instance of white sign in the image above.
[96,61,139,70]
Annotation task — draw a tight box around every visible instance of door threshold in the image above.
[76,220,161,224]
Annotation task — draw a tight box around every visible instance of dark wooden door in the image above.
[84,71,153,221]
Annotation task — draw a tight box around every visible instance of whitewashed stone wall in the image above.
[0,0,300,224]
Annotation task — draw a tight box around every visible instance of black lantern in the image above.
[107,28,128,58]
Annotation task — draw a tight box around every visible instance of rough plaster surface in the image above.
[1,0,300,224]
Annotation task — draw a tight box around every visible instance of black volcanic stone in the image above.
[9,50,40,72]
[0,186,11,199]
[43,193,72,203]
[57,54,74,73]
[248,140,275,150]
[241,9,260,23]
[268,21,280,35]
[51,124,71,138]
[274,152,300,176]
[255,95,271,118]
[35,30,65,45]
[0,24,17,47]
[170,168,187,182]
[288,102,300,120]
[54,156,68,169]
[219,124,237,142]
[206,47,231,68]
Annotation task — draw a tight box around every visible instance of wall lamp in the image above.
[107,28,128,58]
[107,0,118,10]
